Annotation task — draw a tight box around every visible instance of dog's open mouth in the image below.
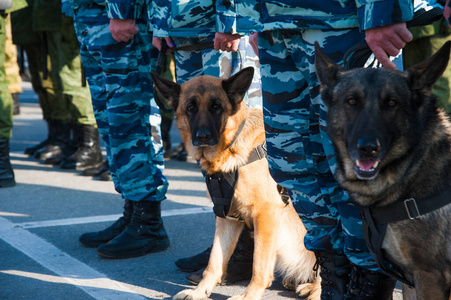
[353,159,380,180]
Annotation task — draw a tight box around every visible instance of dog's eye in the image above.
[387,98,397,107]
[347,98,357,106]
[187,104,196,111]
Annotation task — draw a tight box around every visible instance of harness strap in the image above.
[361,207,413,286]
[371,185,451,224]
[361,184,451,287]
[207,142,268,220]
[208,171,239,219]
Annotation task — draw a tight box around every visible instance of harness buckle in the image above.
[404,198,420,220]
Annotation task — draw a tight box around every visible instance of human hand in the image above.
[214,32,241,52]
[365,22,412,69]
[109,19,138,42]
[152,37,175,52]
[249,33,258,56]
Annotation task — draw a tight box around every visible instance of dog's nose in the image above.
[357,138,380,157]
[195,129,212,145]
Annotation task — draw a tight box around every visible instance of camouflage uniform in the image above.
[65,0,168,202]
[0,1,27,140]
[0,12,13,140]
[5,15,22,96]
[11,0,96,126]
[216,0,441,271]
[151,0,261,109]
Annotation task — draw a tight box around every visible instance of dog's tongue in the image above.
[357,160,377,171]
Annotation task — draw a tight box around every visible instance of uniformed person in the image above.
[63,0,170,259]
[11,0,103,171]
[0,0,27,188]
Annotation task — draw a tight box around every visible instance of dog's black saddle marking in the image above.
[207,142,286,221]
[361,185,451,287]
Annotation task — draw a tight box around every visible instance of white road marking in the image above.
[0,217,154,299]
[14,206,212,229]
[0,207,212,299]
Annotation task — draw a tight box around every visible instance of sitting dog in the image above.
[315,41,451,299]
[151,68,320,300]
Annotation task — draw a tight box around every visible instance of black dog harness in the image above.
[206,142,268,220]
[205,119,289,220]
[361,185,451,286]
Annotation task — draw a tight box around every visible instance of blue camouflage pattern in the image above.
[151,0,215,37]
[171,35,262,109]
[215,0,442,34]
[72,3,168,202]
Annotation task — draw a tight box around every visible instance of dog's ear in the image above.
[151,71,181,111]
[314,42,343,106]
[407,41,451,97]
[222,67,254,110]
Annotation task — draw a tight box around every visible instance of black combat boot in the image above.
[25,119,52,156]
[60,124,103,170]
[79,200,134,248]
[184,227,254,285]
[0,139,15,188]
[36,120,72,164]
[82,160,112,181]
[12,93,20,115]
[344,265,397,300]
[97,201,170,259]
[315,251,352,300]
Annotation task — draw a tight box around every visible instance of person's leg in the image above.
[0,13,15,188]
[33,29,73,163]
[74,5,169,258]
[58,15,102,170]
[5,15,22,115]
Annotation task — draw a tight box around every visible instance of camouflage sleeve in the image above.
[106,0,142,20]
[355,0,414,30]
[151,0,170,37]
[215,0,238,34]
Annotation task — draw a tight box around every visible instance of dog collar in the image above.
[369,185,451,224]
[224,120,246,151]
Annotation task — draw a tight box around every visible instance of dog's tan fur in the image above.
[152,68,320,300]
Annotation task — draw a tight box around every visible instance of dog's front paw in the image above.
[296,281,321,300]
[173,289,209,300]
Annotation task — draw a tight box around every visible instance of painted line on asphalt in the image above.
[15,206,212,229]
[0,216,167,300]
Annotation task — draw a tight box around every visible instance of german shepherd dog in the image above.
[151,68,320,300]
[314,41,451,299]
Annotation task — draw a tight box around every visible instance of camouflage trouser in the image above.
[258,28,403,271]
[172,35,262,109]
[15,15,96,125]
[5,14,22,95]
[73,4,168,202]
[0,12,13,139]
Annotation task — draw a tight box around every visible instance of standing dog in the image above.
[315,41,451,299]
[151,68,319,300]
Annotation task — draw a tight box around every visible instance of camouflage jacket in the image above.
[215,0,441,34]
[151,0,216,37]
[62,0,146,20]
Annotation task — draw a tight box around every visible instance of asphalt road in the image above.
[0,82,403,300]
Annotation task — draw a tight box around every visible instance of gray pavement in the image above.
[0,82,403,299]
